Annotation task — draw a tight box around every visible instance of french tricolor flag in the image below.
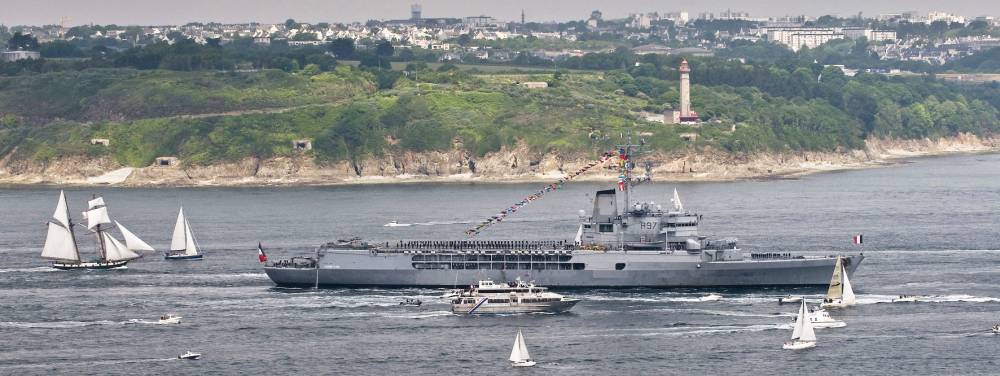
[852,235,863,245]
[257,242,267,263]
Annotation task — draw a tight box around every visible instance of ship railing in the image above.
[749,252,798,260]
[380,240,571,251]
[265,257,317,269]
[387,249,575,256]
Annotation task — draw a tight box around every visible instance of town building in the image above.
[1,50,41,62]
[767,27,844,51]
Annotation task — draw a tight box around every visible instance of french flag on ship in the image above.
[257,242,267,263]
[852,235,863,245]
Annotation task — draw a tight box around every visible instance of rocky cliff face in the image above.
[1,134,998,186]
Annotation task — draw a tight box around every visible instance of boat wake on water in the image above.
[653,308,796,318]
[0,320,119,329]
[855,294,1000,304]
[0,267,59,273]
[124,319,178,325]
[0,357,180,371]
[577,323,793,339]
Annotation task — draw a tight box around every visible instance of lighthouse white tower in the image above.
[678,59,699,122]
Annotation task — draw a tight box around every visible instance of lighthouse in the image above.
[677,59,699,122]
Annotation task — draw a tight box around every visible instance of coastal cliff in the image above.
[1,133,996,187]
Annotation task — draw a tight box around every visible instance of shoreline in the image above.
[1,134,997,188]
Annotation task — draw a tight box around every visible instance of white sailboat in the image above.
[42,191,140,270]
[821,256,856,309]
[509,329,536,367]
[165,207,203,260]
[783,300,817,350]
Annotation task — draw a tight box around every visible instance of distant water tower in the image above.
[411,4,422,20]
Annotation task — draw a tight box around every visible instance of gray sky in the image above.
[3,0,998,26]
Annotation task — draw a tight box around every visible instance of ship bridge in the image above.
[577,188,709,252]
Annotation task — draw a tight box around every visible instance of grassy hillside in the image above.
[0,66,373,122]
[2,58,999,168]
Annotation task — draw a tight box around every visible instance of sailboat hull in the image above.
[782,341,816,350]
[52,260,129,270]
[820,299,851,309]
[164,253,203,260]
[511,361,536,367]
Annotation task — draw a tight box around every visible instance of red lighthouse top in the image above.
[679,59,690,73]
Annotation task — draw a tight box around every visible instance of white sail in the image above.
[183,219,199,256]
[841,264,856,305]
[671,188,684,211]
[85,206,112,230]
[825,257,844,300]
[510,329,530,362]
[52,191,71,228]
[798,301,817,342]
[791,300,804,340]
[87,197,106,210]
[517,330,530,361]
[41,222,80,262]
[115,221,155,252]
[103,232,139,261]
[170,208,187,252]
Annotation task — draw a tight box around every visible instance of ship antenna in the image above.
[615,128,650,214]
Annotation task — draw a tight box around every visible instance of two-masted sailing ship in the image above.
[41,191,154,270]
[164,207,203,260]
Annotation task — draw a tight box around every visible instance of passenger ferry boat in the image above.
[451,279,579,314]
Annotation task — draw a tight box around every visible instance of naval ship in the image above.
[265,140,864,288]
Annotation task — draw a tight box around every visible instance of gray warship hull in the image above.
[264,250,863,288]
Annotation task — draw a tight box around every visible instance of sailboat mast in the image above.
[96,224,107,261]
[66,196,82,263]
[93,194,108,262]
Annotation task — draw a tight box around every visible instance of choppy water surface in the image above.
[2,153,999,375]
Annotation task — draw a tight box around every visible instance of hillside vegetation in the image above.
[1,53,999,170]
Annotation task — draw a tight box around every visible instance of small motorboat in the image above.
[795,307,846,329]
[158,314,182,324]
[399,298,422,306]
[778,296,802,304]
[384,220,412,227]
[699,293,722,302]
[992,324,999,334]
[178,351,201,360]
[892,295,919,303]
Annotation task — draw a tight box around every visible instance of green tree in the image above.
[328,38,355,58]
[7,32,39,51]
[300,63,321,76]
[400,119,451,151]
[375,40,394,57]
[39,40,84,58]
